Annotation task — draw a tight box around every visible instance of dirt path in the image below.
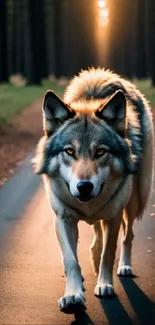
[0,155,155,325]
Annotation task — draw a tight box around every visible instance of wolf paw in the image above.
[94,284,115,297]
[117,265,133,276]
[58,293,86,314]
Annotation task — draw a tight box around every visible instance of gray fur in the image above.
[33,68,154,313]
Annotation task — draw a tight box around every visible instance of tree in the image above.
[148,0,155,86]
[27,0,48,84]
[59,0,97,77]
[135,0,147,79]
[53,0,62,78]
[0,0,9,82]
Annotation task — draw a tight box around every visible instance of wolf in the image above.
[34,68,153,314]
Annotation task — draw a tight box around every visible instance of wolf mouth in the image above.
[64,179,106,202]
[77,197,92,202]
[76,182,105,202]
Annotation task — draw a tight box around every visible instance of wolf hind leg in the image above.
[117,204,135,276]
[90,221,103,276]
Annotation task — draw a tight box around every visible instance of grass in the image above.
[0,77,155,127]
[0,79,65,127]
[133,79,155,106]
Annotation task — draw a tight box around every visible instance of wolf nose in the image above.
[77,181,94,196]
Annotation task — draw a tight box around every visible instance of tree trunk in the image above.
[53,0,62,78]
[27,0,48,85]
[149,0,155,86]
[135,0,147,79]
[0,0,9,82]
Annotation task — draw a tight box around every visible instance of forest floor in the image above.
[0,79,65,185]
[0,77,65,126]
[0,79,154,186]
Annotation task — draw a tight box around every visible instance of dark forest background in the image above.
[0,0,155,85]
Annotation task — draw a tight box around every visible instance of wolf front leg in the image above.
[55,216,85,314]
[94,211,122,297]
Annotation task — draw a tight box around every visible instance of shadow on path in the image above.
[72,311,95,325]
[119,277,155,325]
[99,294,135,325]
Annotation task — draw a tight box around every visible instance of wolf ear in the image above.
[95,90,127,136]
[43,91,75,135]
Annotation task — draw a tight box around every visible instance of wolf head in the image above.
[34,90,136,202]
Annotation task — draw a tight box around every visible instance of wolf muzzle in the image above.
[77,180,94,201]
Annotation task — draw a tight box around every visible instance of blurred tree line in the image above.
[0,0,97,84]
[101,0,155,85]
[0,0,155,85]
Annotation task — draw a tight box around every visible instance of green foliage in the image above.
[134,80,155,107]
[0,81,65,127]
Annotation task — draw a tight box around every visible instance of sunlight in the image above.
[97,0,106,8]
[99,8,109,17]
[97,0,109,27]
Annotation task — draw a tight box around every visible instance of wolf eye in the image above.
[95,148,105,158]
[65,148,75,156]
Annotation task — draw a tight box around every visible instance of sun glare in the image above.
[97,0,109,27]
[97,0,106,8]
[99,8,109,17]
